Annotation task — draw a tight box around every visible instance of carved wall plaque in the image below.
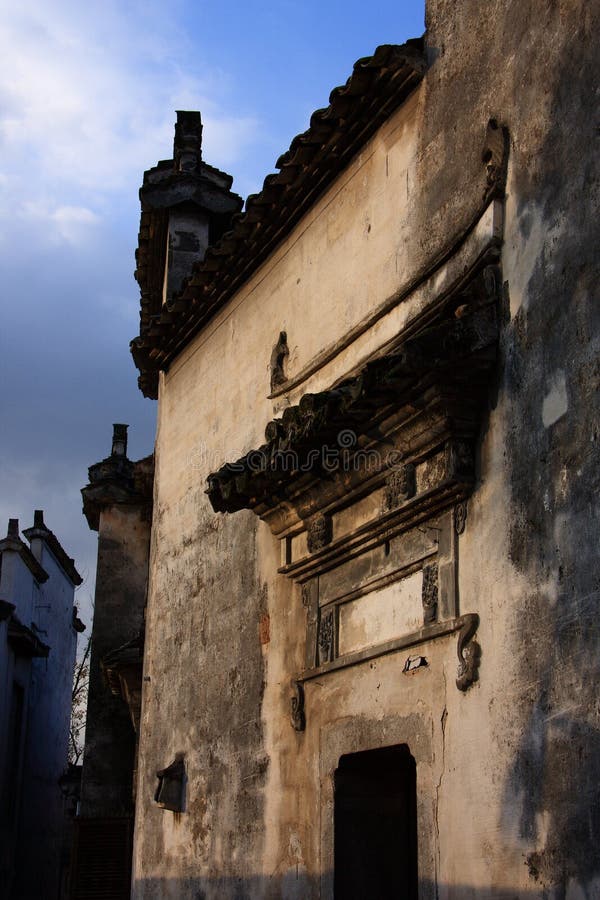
[383,463,416,510]
[301,583,311,608]
[317,610,335,665]
[307,513,332,554]
[422,564,438,624]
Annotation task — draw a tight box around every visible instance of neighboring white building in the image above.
[0,512,83,900]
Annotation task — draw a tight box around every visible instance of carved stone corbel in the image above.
[422,564,438,625]
[383,463,416,511]
[446,441,475,481]
[454,501,468,535]
[290,680,305,731]
[482,119,509,200]
[307,513,332,553]
[456,613,480,691]
[317,609,335,665]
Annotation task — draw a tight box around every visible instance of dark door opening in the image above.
[334,744,418,900]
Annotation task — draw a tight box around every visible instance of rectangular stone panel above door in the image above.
[300,511,456,673]
[337,570,424,656]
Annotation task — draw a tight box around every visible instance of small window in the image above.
[334,744,418,899]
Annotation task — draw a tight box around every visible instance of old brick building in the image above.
[80,1,599,897]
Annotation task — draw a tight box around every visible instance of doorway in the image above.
[334,744,418,899]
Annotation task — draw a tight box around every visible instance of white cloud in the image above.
[0,0,260,231]
[17,201,100,244]
[53,206,100,243]
[0,0,262,609]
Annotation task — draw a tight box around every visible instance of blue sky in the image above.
[0,0,425,626]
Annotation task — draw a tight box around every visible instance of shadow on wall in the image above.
[501,590,600,893]
[501,4,600,897]
[130,876,594,900]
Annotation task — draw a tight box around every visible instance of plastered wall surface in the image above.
[81,504,151,817]
[0,531,80,900]
[16,545,79,899]
[133,1,600,897]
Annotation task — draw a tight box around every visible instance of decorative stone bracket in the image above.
[288,503,481,728]
[290,613,480,731]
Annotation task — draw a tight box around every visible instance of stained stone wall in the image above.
[80,449,153,820]
[79,504,151,818]
[132,2,600,897]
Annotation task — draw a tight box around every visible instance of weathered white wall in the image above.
[1,552,38,625]
[80,501,151,818]
[0,534,80,899]
[17,542,79,899]
[133,1,600,897]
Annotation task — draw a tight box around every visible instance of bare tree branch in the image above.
[69,629,92,765]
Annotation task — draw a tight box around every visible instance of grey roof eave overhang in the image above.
[8,616,50,658]
[205,263,501,519]
[0,537,49,583]
[23,522,83,586]
[131,39,426,398]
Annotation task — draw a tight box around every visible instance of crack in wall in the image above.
[434,667,448,900]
